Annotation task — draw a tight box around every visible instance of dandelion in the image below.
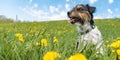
[41,39,48,46]
[109,37,120,59]
[109,40,120,48]
[19,37,24,42]
[117,49,120,56]
[15,33,24,43]
[53,37,58,43]
[117,49,120,59]
[15,33,22,37]
[43,51,61,60]
[67,54,87,60]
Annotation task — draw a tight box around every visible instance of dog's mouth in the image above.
[68,17,82,24]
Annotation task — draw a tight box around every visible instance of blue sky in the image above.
[0,0,120,21]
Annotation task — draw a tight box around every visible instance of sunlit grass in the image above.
[0,18,120,60]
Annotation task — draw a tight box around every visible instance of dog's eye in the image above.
[77,8,83,12]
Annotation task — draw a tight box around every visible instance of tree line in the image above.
[0,15,14,22]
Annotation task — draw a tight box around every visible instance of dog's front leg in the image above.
[76,34,85,50]
[76,34,81,50]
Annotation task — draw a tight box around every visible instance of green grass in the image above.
[0,18,120,60]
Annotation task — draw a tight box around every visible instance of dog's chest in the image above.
[77,26,102,44]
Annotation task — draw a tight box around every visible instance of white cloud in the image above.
[107,9,113,14]
[108,0,114,4]
[94,14,107,19]
[66,0,70,2]
[48,11,67,20]
[94,15,114,19]
[33,3,38,8]
[65,4,70,11]
[89,0,98,4]
[49,6,59,13]
[22,6,47,19]
[94,16,103,19]
[21,5,67,21]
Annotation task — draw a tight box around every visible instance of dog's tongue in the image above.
[68,18,75,23]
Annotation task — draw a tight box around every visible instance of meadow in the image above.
[0,18,120,60]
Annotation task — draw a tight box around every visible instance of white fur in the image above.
[83,27,102,44]
[76,23,103,54]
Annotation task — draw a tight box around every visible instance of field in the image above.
[0,19,120,60]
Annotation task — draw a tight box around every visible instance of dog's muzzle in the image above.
[68,17,83,24]
[67,12,83,24]
[68,17,76,24]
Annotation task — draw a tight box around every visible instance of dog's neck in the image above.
[77,23,94,35]
[90,19,95,29]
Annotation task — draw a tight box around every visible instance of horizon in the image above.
[0,0,120,21]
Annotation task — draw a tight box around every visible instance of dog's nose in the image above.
[67,12,70,15]
[67,11,70,17]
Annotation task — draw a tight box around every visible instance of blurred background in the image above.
[0,0,120,22]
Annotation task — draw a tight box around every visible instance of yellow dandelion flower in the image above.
[67,54,87,60]
[110,40,120,48]
[117,49,120,56]
[53,37,58,43]
[35,42,40,46]
[15,33,22,37]
[41,39,48,46]
[43,51,61,60]
[19,37,24,43]
[15,33,24,43]
[110,42,117,48]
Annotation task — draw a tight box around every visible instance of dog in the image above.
[67,4,103,53]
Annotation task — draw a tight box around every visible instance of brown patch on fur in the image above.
[68,7,91,24]
[78,11,91,24]
[67,4,96,25]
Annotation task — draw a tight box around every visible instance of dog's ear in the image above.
[86,4,96,13]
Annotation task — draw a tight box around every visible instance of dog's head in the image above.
[67,4,96,26]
